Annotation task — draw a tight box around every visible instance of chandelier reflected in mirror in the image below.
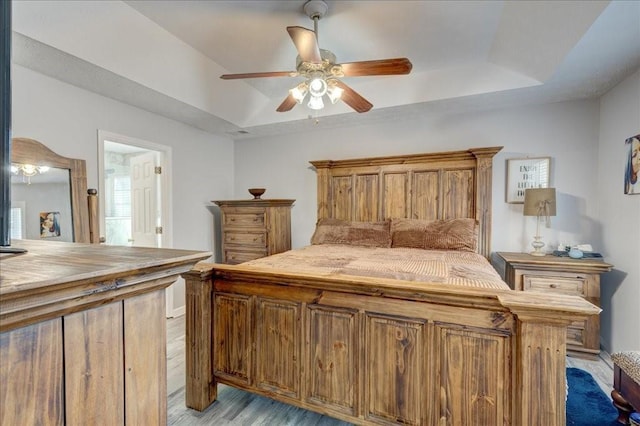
[11,163,50,184]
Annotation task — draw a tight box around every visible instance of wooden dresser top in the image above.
[0,239,210,296]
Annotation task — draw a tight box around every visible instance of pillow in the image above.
[391,218,478,252]
[310,218,391,248]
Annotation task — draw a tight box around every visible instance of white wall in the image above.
[597,69,640,353]
[235,99,603,254]
[12,65,235,313]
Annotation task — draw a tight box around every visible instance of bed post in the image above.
[514,317,568,426]
[498,292,600,426]
[469,147,500,259]
[315,164,331,220]
[183,264,217,410]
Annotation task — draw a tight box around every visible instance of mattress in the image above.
[242,244,509,290]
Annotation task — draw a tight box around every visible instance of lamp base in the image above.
[530,235,546,256]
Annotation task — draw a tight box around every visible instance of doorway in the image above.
[98,130,176,315]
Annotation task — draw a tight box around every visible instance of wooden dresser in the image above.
[492,251,613,359]
[214,199,295,264]
[0,239,210,425]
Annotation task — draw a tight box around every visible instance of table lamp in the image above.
[523,188,556,256]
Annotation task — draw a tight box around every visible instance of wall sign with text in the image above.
[506,157,551,203]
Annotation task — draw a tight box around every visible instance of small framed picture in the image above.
[40,211,61,238]
[624,134,639,195]
[506,157,551,203]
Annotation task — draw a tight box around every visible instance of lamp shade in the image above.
[523,188,556,217]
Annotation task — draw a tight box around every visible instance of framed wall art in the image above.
[40,211,61,238]
[624,134,639,195]
[506,156,551,203]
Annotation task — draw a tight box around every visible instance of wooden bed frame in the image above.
[183,147,600,425]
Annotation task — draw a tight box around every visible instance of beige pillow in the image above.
[391,218,478,252]
[311,218,391,248]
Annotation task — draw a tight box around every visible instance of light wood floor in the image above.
[166,314,614,425]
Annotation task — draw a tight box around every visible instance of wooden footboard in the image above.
[183,263,600,425]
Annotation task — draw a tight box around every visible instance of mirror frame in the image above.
[11,137,95,243]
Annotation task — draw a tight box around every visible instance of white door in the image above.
[99,131,174,317]
[130,151,158,247]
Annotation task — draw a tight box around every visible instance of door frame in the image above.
[98,130,176,315]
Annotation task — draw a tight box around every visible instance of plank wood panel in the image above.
[214,293,253,385]
[0,319,64,425]
[307,305,358,415]
[365,314,425,425]
[124,289,167,425]
[383,172,407,219]
[256,298,300,397]
[438,327,509,425]
[354,174,379,221]
[331,176,353,220]
[64,302,125,425]
[412,171,439,220]
[442,168,474,219]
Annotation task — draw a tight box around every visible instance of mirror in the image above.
[11,137,98,243]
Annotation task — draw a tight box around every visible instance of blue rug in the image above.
[567,367,619,426]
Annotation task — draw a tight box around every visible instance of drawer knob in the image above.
[549,284,557,288]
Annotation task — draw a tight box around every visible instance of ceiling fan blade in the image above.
[220,71,296,80]
[276,94,297,112]
[287,26,322,64]
[334,80,373,113]
[338,58,412,77]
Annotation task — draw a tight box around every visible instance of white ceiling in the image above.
[11,0,640,140]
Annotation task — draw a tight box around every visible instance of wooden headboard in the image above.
[310,146,503,258]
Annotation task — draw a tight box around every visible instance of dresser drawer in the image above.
[224,212,265,228]
[522,274,587,297]
[224,232,266,248]
[225,249,267,265]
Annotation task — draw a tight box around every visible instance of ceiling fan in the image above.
[220,0,412,114]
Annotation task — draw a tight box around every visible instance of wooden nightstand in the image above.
[492,252,613,359]
[213,199,295,264]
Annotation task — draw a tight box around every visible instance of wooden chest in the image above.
[214,199,295,264]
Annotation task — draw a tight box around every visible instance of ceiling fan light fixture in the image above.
[307,95,324,110]
[308,77,327,97]
[326,80,343,104]
[290,82,308,104]
[11,163,50,184]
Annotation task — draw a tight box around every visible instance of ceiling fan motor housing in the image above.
[295,49,341,77]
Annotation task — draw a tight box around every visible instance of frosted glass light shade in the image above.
[308,78,327,97]
[307,95,324,110]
